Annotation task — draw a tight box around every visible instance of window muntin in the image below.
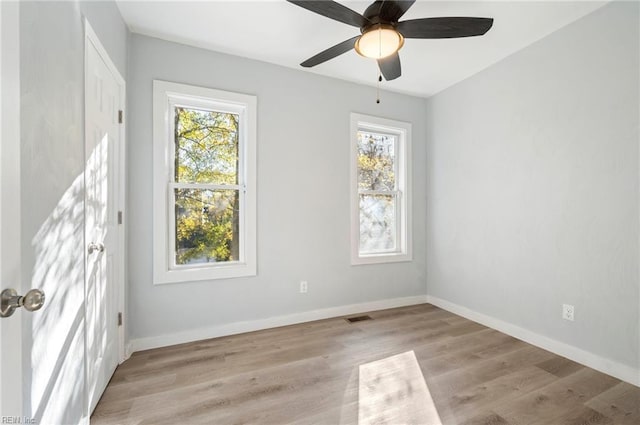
[153,81,256,284]
[351,113,411,265]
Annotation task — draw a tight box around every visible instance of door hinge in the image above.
[118,312,123,327]
[117,210,123,225]
[118,110,123,124]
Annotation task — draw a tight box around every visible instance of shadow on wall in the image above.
[29,171,85,424]
[28,133,114,423]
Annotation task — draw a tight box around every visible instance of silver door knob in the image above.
[88,242,105,254]
[0,288,46,318]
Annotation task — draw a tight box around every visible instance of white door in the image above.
[0,0,23,418]
[85,29,122,413]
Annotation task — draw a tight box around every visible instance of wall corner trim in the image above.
[123,343,134,362]
[130,294,429,352]
[426,295,640,387]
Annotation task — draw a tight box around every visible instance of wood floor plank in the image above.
[459,411,511,425]
[535,356,585,378]
[494,368,620,425]
[585,382,640,425]
[129,355,333,424]
[551,406,612,425]
[91,304,639,425]
[437,366,557,424]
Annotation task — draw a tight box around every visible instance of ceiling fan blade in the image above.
[287,1,368,27]
[301,36,360,67]
[397,17,494,39]
[378,0,416,22]
[378,52,401,81]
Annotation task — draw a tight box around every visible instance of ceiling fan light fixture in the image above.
[354,24,404,59]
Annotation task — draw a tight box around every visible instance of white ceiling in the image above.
[116,1,607,98]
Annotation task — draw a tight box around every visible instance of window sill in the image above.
[153,263,257,285]
[351,253,412,266]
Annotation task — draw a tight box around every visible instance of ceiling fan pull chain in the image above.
[376,72,382,104]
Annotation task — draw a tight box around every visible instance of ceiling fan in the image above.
[286,0,494,81]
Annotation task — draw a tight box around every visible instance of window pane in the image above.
[175,188,240,265]
[359,194,397,253]
[357,131,395,191]
[175,107,239,185]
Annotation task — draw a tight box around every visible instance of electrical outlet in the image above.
[562,304,574,321]
[299,281,308,294]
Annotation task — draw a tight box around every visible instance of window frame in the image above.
[153,80,257,284]
[350,113,412,265]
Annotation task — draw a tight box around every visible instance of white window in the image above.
[350,113,411,265]
[153,81,257,284]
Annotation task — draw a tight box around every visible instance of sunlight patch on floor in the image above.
[358,350,442,425]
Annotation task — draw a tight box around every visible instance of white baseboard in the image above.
[426,295,640,387]
[130,295,428,352]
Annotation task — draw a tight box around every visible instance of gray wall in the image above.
[425,1,639,369]
[127,34,427,341]
[20,1,127,423]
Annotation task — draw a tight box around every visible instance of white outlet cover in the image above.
[562,304,575,321]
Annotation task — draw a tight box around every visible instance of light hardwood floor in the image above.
[91,304,640,425]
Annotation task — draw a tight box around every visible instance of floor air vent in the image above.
[346,315,372,323]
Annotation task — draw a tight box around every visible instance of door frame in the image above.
[84,19,128,367]
[0,0,23,418]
